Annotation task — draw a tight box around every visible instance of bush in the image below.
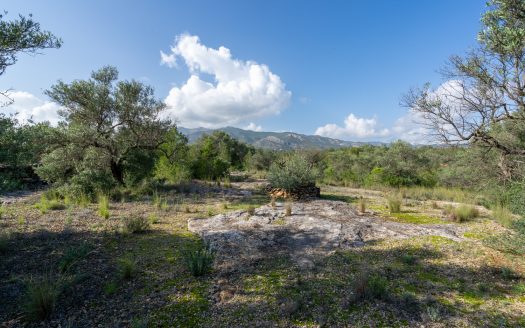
[387,194,402,213]
[123,216,151,234]
[23,276,59,321]
[268,153,320,192]
[184,244,215,277]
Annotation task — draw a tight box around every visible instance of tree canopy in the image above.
[36,66,174,195]
[404,0,525,180]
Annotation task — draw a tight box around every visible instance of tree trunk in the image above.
[110,160,125,185]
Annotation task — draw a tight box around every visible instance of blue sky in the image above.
[1,0,485,142]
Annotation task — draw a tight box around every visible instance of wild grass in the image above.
[491,204,515,227]
[122,216,151,234]
[357,197,367,213]
[58,243,91,273]
[387,193,402,213]
[97,194,110,219]
[118,256,137,280]
[285,203,292,216]
[247,206,255,216]
[34,195,66,214]
[444,204,479,222]
[386,186,477,204]
[351,269,389,302]
[0,232,10,254]
[183,244,215,277]
[148,213,159,224]
[23,275,60,321]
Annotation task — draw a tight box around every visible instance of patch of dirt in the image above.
[188,200,465,270]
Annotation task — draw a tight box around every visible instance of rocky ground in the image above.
[189,200,465,271]
[1,182,524,327]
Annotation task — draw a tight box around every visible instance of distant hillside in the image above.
[178,126,383,150]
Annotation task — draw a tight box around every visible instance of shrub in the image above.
[58,244,91,273]
[97,194,110,219]
[184,244,215,277]
[118,256,137,280]
[123,216,151,234]
[387,194,402,213]
[267,153,320,192]
[23,276,59,321]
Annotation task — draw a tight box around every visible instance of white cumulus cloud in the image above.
[161,34,291,128]
[315,114,390,139]
[315,111,432,144]
[245,122,262,132]
[1,91,62,125]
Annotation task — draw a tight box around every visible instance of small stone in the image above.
[219,289,235,303]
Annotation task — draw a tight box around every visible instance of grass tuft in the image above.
[358,197,367,213]
[97,194,110,219]
[123,216,151,234]
[183,244,215,277]
[23,275,59,322]
[118,256,137,280]
[387,193,402,213]
[58,243,91,273]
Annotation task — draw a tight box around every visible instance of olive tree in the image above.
[403,0,525,180]
[0,12,62,104]
[36,66,174,194]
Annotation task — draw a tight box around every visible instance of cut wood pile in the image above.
[267,183,320,200]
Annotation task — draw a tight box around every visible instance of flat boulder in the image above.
[188,200,463,270]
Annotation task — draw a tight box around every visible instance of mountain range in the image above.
[178,126,384,150]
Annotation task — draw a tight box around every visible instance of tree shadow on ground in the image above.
[2,224,525,327]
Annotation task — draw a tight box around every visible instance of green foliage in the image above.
[122,215,151,234]
[502,181,525,217]
[155,128,191,184]
[268,153,320,192]
[0,116,56,191]
[189,131,253,180]
[97,194,110,219]
[36,66,173,195]
[23,275,59,322]
[0,12,62,77]
[184,244,215,277]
